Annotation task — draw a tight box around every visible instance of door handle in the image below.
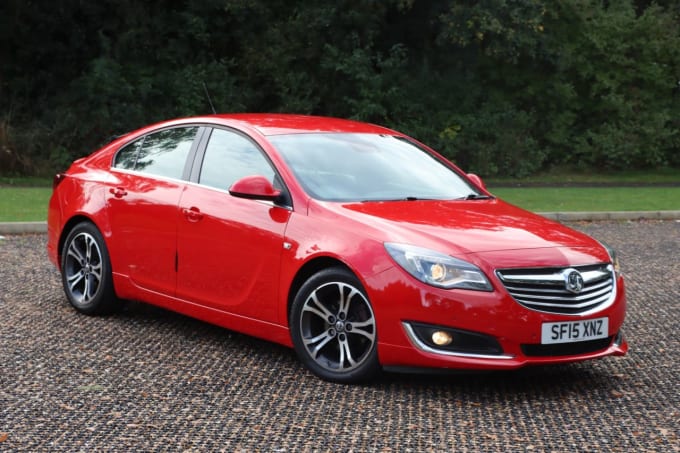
[109,187,128,198]
[182,207,204,222]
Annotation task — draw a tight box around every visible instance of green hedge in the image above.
[1,0,678,177]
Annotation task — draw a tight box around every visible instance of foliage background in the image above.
[1,0,678,177]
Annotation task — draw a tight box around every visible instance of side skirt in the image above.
[112,273,293,347]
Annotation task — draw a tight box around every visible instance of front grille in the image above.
[522,336,614,357]
[496,264,616,315]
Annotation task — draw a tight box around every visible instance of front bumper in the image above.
[366,266,627,370]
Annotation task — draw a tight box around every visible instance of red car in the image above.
[47,114,627,382]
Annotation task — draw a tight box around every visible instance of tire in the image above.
[290,267,380,383]
[60,222,118,315]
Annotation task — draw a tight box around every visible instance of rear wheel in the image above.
[290,267,380,383]
[61,222,118,315]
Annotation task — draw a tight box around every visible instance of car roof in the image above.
[206,113,398,136]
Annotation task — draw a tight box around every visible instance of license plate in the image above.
[541,317,609,344]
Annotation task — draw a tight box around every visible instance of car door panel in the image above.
[107,173,184,294]
[106,126,202,296]
[176,127,291,323]
[177,186,290,322]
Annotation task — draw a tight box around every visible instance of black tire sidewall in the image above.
[290,267,380,383]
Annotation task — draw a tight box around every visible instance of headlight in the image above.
[600,241,621,276]
[384,243,493,291]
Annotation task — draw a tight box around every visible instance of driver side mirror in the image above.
[466,173,486,191]
[229,175,281,201]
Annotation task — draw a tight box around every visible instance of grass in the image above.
[486,168,680,185]
[0,170,679,222]
[0,176,52,187]
[490,187,680,212]
[0,187,52,221]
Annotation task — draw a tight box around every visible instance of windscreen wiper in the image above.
[461,194,495,200]
[360,196,435,202]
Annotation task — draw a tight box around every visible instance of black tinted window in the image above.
[133,127,198,179]
[199,128,275,190]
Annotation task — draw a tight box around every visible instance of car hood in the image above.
[335,199,604,259]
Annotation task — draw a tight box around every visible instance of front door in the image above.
[176,127,291,323]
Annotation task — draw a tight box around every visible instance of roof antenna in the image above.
[203,81,217,114]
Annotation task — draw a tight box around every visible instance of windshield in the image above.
[269,133,480,202]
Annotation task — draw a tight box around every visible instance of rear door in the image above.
[176,127,291,323]
[108,126,203,295]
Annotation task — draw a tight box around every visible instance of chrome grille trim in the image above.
[504,284,612,303]
[499,268,610,285]
[496,264,616,315]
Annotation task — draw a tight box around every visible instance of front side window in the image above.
[113,127,198,179]
[199,128,276,191]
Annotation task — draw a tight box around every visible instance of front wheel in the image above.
[290,267,380,383]
[61,222,118,315]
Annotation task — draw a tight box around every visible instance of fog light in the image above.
[431,330,453,346]
[406,322,504,355]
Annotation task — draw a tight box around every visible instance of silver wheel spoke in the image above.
[302,304,328,321]
[303,292,334,320]
[67,241,85,263]
[85,274,99,303]
[303,331,335,358]
[82,273,92,303]
[85,236,94,262]
[339,339,357,368]
[338,285,359,315]
[67,271,84,291]
[90,263,102,281]
[348,322,375,342]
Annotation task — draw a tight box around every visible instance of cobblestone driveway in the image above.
[1,221,678,451]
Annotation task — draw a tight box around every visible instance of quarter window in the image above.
[199,128,276,191]
[113,139,142,170]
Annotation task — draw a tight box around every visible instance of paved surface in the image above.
[0,220,679,452]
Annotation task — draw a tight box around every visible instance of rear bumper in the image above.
[46,192,62,269]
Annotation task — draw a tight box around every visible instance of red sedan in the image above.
[47,114,627,382]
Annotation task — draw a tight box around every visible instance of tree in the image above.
[0,0,678,176]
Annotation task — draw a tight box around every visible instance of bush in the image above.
[0,0,678,177]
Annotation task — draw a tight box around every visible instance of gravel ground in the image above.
[0,220,678,452]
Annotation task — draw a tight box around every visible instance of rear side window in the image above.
[113,127,198,179]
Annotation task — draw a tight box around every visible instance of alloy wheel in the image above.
[299,281,376,373]
[64,232,103,305]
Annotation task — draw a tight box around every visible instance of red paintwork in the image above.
[47,114,627,371]
[229,175,281,200]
